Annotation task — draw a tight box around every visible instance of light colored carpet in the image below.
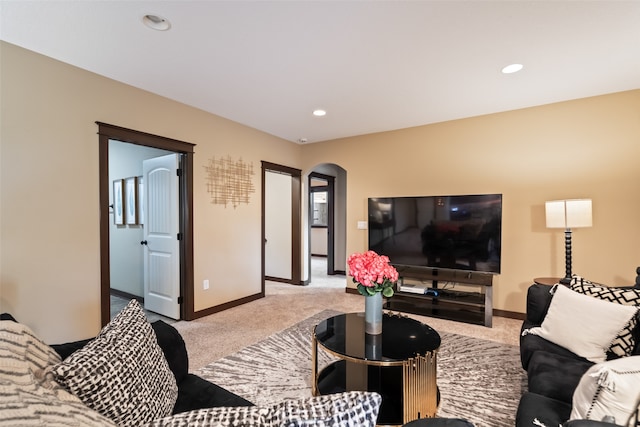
[197,309,527,427]
[173,278,522,373]
[171,256,521,373]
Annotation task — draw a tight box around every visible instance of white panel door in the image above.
[142,154,180,319]
[265,170,292,279]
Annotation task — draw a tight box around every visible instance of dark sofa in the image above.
[0,313,253,415]
[516,281,640,427]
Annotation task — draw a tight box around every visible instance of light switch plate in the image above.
[357,221,368,230]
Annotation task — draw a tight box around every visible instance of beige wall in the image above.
[301,89,640,314]
[2,40,639,341]
[0,42,301,343]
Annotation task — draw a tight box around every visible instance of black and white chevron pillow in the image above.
[571,281,640,357]
[53,300,178,427]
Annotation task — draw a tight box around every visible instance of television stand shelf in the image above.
[385,267,494,327]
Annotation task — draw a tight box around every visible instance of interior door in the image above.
[142,153,180,319]
[265,170,293,280]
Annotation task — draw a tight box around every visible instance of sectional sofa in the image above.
[516,277,640,427]
[0,301,382,426]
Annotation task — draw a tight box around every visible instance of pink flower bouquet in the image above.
[347,250,399,297]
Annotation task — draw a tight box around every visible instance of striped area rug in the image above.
[197,310,527,427]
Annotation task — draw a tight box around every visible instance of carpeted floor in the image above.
[197,309,527,427]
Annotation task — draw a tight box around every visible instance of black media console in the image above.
[385,266,494,327]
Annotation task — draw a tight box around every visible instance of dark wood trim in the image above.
[265,275,303,285]
[97,122,195,326]
[261,164,266,294]
[96,122,195,152]
[262,161,301,177]
[326,177,335,274]
[98,133,111,326]
[261,161,303,288]
[493,309,526,320]
[291,171,302,283]
[180,152,196,320]
[309,172,335,275]
[192,292,264,319]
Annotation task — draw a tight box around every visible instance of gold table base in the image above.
[312,334,439,426]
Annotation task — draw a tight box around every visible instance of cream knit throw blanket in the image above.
[0,320,116,426]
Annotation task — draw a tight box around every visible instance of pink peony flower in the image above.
[347,250,398,297]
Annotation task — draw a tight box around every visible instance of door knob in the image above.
[140,240,148,245]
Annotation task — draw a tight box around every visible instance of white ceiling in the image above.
[2,1,639,144]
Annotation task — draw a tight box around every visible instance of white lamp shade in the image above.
[565,199,592,228]
[545,199,592,229]
[545,200,567,228]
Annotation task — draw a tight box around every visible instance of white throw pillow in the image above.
[524,285,638,363]
[570,355,640,426]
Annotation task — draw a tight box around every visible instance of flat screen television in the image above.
[368,194,502,274]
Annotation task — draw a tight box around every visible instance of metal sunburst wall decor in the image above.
[204,156,255,208]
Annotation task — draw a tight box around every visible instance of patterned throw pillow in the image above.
[571,280,640,357]
[570,355,640,425]
[53,300,178,427]
[147,405,267,426]
[146,392,382,427]
[272,391,382,427]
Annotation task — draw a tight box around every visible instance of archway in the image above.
[304,163,347,285]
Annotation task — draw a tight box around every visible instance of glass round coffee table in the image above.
[312,312,441,426]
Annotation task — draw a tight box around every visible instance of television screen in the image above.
[368,194,502,274]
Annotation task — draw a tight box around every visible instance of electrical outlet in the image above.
[203,279,210,290]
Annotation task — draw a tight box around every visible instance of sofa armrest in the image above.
[526,283,555,325]
[50,338,94,360]
[173,374,253,414]
[151,320,189,383]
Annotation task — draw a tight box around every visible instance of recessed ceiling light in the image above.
[143,14,171,31]
[312,109,327,117]
[501,63,523,74]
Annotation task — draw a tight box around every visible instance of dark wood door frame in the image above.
[262,161,302,286]
[97,122,195,326]
[309,172,336,276]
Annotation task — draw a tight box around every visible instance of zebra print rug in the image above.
[197,310,527,427]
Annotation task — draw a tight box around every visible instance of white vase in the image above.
[364,292,383,335]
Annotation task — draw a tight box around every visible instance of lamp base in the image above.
[559,276,572,286]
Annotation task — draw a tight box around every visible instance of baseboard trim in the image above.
[110,288,143,304]
[265,276,304,286]
[493,309,525,320]
[191,292,265,320]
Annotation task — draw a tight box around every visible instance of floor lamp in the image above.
[545,199,592,285]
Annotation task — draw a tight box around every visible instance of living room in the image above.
[0,2,640,425]
[2,2,640,426]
